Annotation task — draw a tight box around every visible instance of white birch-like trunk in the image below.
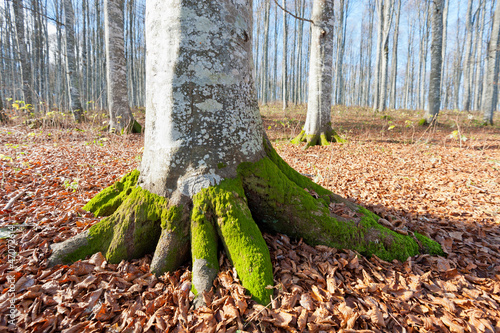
[104,0,138,133]
[473,1,486,111]
[481,0,500,125]
[425,0,444,123]
[282,0,288,111]
[389,0,401,109]
[64,0,83,122]
[261,0,270,105]
[372,0,383,111]
[377,0,393,112]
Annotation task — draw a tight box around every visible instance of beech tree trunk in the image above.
[48,0,443,306]
[424,0,444,124]
[482,0,500,125]
[104,0,140,134]
[12,0,34,109]
[64,0,83,122]
[292,0,340,147]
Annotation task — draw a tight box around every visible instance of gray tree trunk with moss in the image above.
[48,0,443,306]
[104,0,141,133]
[64,0,83,122]
[424,0,444,124]
[292,0,341,147]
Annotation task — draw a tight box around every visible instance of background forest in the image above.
[1,0,500,117]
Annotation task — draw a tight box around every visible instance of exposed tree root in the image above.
[48,140,443,305]
[291,127,344,147]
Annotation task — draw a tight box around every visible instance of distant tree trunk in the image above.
[440,0,449,108]
[282,0,288,112]
[482,0,500,125]
[389,0,401,110]
[462,0,474,111]
[64,0,83,122]
[334,0,346,105]
[12,0,34,109]
[473,0,486,111]
[377,0,393,112]
[261,0,270,105]
[292,0,340,147]
[104,0,140,133]
[372,0,383,111]
[424,0,444,124]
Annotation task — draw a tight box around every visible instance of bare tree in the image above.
[64,0,83,122]
[482,0,500,125]
[104,0,141,133]
[424,0,444,124]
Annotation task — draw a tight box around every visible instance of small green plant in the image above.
[63,178,79,191]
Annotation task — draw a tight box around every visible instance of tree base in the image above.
[48,139,443,305]
[291,128,345,148]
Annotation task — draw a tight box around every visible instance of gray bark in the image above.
[473,0,486,111]
[372,0,383,111]
[425,0,444,123]
[334,0,346,105]
[64,0,83,122]
[261,0,270,105]
[462,0,474,111]
[302,0,334,138]
[282,0,288,111]
[482,0,500,125]
[104,0,138,133]
[12,0,34,108]
[440,0,449,107]
[141,0,263,197]
[377,0,393,112]
[389,0,401,109]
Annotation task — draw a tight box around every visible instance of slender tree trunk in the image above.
[292,0,340,147]
[425,0,444,124]
[482,0,500,125]
[440,0,449,109]
[282,0,288,112]
[377,0,393,112]
[372,0,383,111]
[64,0,83,122]
[473,0,486,111]
[105,0,140,133]
[462,0,474,111]
[335,0,347,105]
[389,0,401,110]
[12,0,34,109]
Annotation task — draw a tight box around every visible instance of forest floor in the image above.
[0,106,499,332]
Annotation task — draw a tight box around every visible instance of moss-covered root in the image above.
[83,170,140,217]
[150,204,190,275]
[239,157,444,262]
[49,187,166,266]
[291,128,344,147]
[195,178,274,305]
[190,195,219,303]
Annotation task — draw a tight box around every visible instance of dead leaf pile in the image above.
[0,122,499,332]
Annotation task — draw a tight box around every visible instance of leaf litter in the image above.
[0,118,499,332]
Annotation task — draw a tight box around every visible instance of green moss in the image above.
[196,177,274,305]
[217,162,227,169]
[131,120,142,133]
[291,128,344,147]
[238,157,428,263]
[83,170,140,217]
[414,232,445,256]
[161,205,184,230]
[263,139,332,202]
[290,130,305,145]
[418,118,428,126]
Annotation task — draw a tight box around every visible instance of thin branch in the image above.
[273,0,314,24]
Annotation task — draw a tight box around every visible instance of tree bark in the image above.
[48,0,443,307]
[104,0,140,133]
[462,0,474,111]
[282,0,288,112]
[292,0,340,147]
[424,0,444,124]
[481,0,500,125]
[12,0,34,109]
[64,0,83,122]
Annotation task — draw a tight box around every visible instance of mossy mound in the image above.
[291,127,345,148]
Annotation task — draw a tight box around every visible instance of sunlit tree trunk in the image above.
[389,0,401,110]
[104,0,140,133]
[462,0,474,111]
[282,0,288,111]
[473,0,486,111]
[64,0,83,122]
[482,0,500,125]
[12,0,34,108]
[424,0,444,124]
